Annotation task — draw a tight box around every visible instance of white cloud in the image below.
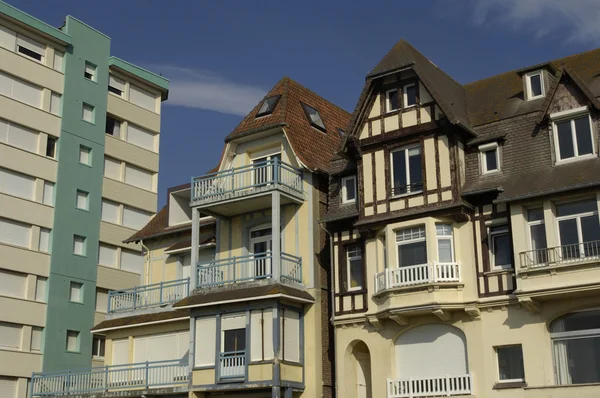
[467,0,600,43]
[151,65,267,116]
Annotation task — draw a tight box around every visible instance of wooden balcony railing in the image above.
[375,262,461,294]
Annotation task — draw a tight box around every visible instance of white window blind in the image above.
[66,330,79,351]
[101,200,120,223]
[31,327,42,352]
[7,74,43,108]
[0,269,26,298]
[133,331,188,362]
[0,25,16,52]
[84,63,95,81]
[43,181,55,206]
[96,290,108,313]
[112,339,128,365]
[98,244,117,267]
[0,119,39,153]
[73,235,85,256]
[250,309,274,361]
[108,75,125,96]
[79,146,91,165]
[53,51,64,72]
[16,35,45,62]
[39,228,50,252]
[120,250,143,274]
[282,309,300,362]
[125,165,153,191]
[129,85,156,112]
[0,167,34,200]
[122,206,151,230]
[0,377,17,398]
[127,124,156,152]
[69,282,83,303]
[104,158,122,180]
[50,92,61,115]
[76,191,89,210]
[35,277,47,302]
[0,218,30,248]
[0,322,21,349]
[195,317,216,366]
[82,103,94,123]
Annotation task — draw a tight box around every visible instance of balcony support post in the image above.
[272,192,281,281]
[191,207,200,291]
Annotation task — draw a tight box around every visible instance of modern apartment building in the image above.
[323,40,600,398]
[0,2,168,397]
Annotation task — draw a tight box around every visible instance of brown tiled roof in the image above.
[174,283,314,308]
[91,309,189,331]
[164,234,215,253]
[124,207,215,243]
[222,77,351,173]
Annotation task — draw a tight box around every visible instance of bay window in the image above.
[391,145,423,196]
[396,225,427,267]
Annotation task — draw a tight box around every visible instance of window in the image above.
[556,199,600,260]
[256,95,280,117]
[122,206,151,230]
[526,208,547,264]
[130,84,157,112]
[39,228,51,253]
[526,71,544,100]
[223,328,246,353]
[82,103,94,123]
[53,51,64,72]
[496,345,525,382]
[16,35,44,62]
[66,330,80,352]
[436,224,454,263]
[195,317,217,366]
[120,250,144,274]
[31,327,43,352]
[43,181,55,205]
[125,165,153,191]
[126,124,157,152]
[105,116,120,136]
[0,377,17,398]
[46,137,57,158]
[0,269,26,299]
[108,75,125,97]
[98,244,118,267]
[281,308,300,363]
[35,277,47,302]
[95,290,108,313]
[551,309,600,385]
[101,200,120,224]
[79,145,91,165]
[404,83,417,107]
[50,92,61,115]
[341,175,357,204]
[0,119,39,154]
[0,71,43,108]
[489,225,511,269]
[337,128,346,138]
[104,157,122,181]
[396,225,427,267]
[0,167,35,200]
[0,322,21,350]
[92,335,105,358]
[0,218,31,248]
[552,110,595,162]
[479,142,500,174]
[386,89,399,112]
[69,282,83,303]
[0,25,16,51]
[346,244,363,291]
[73,235,86,256]
[76,190,89,210]
[84,62,96,81]
[301,103,325,131]
[391,145,423,196]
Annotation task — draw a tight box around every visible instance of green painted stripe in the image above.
[0,0,71,43]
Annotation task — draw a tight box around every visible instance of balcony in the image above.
[219,351,245,380]
[30,360,188,397]
[190,158,304,216]
[375,262,461,294]
[107,278,190,314]
[519,240,600,269]
[197,252,302,288]
[387,374,473,398]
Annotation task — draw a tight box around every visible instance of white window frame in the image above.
[495,344,525,383]
[341,175,357,204]
[550,107,596,164]
[403,83,417,108]
[555,199,599,254]
[526,208,545,251]
[92,335,105,359]
[525,71,545,100]
[346,244,363,291]
[479,142,501,174]
[436,224,455,263]
[395,225,427,268]
[390,144,422,197]
[488,224,511,270]
[386,89,399,113]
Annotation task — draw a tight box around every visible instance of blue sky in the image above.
[10,0,600,207]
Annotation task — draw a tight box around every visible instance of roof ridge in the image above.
[279,76,290,124]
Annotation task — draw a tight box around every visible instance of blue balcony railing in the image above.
[30,360,188,397]
[219,351,245,380]
[107,278,190,314]
[191,158,303,203]
[197,252,302,287]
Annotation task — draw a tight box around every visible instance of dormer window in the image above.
[404,83,417,107]
[337,128,346,138]
[551,107,595,163]
[526,71,545,100]
[386,89,399,112]
[256,95,280,117]
[479,142,500,174]
[301,103,326,132]
[341,175,357,204]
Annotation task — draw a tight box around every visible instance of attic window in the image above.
[256,95,280,117]
[525,71,545,100]
[301,103,326,132]
[337,128,346,138]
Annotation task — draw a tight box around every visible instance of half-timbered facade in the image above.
[324,40,600,398]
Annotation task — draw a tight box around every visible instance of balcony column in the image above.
[191,207,200,291]
[272,192,281,281]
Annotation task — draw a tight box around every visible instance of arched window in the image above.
[551,309,600,385]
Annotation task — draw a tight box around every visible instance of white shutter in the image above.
[178,331,189,360]
[129,85,156,112]
[69,282,82,302]
[16,35,45,60]
[127,124,156,152]
[35,277,47,302]
[104,158,122,180]
[82,104,94,122]
[31,327,42,352]
[101,200,120,223]
[98,244,117,267]
[124,165,153,191]
[109,75,125,94]
[0,119,7,142]
[120,250,143,274]
[148,334,177,361]
[53,51,64,72]
[112,339,129,365]
[283,309,300,362]
[122,206,151,230]
[96,290,108,313]
[195,317,216,367]
[0,25,16,52]
[73,236,85,255]
[222,314,246,331]
[39,228,50,252]
[0,218,30,248]
[0,322,21,349]
[250,310,274,361]
[0,269,26,298]
[133,336,148,363]
[76,191,88,210]
[7,122,38,153]
[395,324,468,378]
[43,182,55,205]
[12,77,42,107]
[0,167,35,200]
[79,146,90,165]
[0,72,12,97]
[50,92,61,115]
[0,377,17,398]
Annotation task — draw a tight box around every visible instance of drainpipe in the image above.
[319,222,337,398]
[140,239,151,285]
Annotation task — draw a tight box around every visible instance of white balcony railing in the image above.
[519,240,600,269]
[219,351,245,379]
[387,374,473,397]
[375,262,461,293]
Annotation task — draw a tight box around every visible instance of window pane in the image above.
[485,149,498,171]
[497,346,525,381]
[438,238,453,263]
[436,224,453,236]
[556,120,575,159]
[224,329,246,352]
[76,191,88,210]
[392,150,407,194]
[405,84,416,106]
[106,116,120,136]
[574,116,593,156]
[398,241,427,267]
[581,215,600,256]
[349,258,363,289]
[552,310,600,332]
[344,177,356,201]
[530,223,547,252]
[101,200,119,223]
[554,336,600,385]
[408,147,423,192]
[66,331,79,352]
[98,244,117,267]
[388,90,398,111]
[529,74,542,97]
[527,208,544,222]
[79,146,90,165]
[73,236,85,255]
[557,199,597,217]
[82,104,94,122]
[493,233,511,267]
